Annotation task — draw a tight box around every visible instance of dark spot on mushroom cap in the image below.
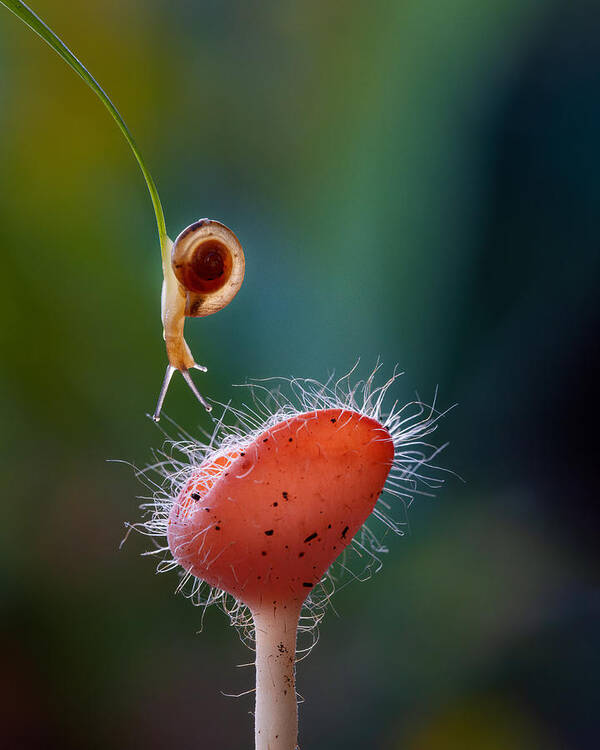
[191,492,200,501]
[261,551,267,556]
[288,437,293,442]
[298,552,305,558]
[304,532,318,543]
[342,526,349,539]
[282,491,288,499]
[330,418,336,423]
[215,525,221,530]
[264,529,274,536]
[273,502,278,507]
[303,582,313,588]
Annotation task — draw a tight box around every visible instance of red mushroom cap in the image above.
[168,408,394,610]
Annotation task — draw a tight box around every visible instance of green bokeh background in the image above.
[1,1,598,748]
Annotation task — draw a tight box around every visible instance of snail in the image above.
[0,1,247,421]
[154,219,245,421]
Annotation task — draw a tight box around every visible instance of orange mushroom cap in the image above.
[168,408,394,610]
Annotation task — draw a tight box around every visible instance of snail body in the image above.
[154,219,245,420]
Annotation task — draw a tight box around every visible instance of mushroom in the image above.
[139,371,447,750]
[168,409,394,748]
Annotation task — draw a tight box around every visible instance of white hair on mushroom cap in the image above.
[124,363,453,650]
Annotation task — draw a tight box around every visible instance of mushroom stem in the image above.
[253,603,301,750]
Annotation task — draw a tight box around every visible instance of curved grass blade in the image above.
[0,0,168,259]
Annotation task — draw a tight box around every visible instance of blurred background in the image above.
[1,0,598,747]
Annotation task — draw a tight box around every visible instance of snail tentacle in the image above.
[152,365,176,422]
[180,368,212,413]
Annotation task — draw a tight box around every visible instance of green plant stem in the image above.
[0,0,168,261]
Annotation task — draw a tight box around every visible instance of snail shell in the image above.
[171,219,245,317]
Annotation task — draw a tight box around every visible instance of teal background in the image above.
[1,1,598,748]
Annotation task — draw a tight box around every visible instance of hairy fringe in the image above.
[125,363,452,653]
